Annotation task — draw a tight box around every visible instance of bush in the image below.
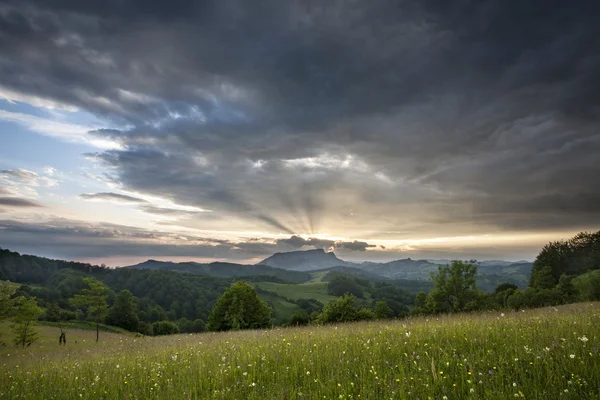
[151,320,179,336]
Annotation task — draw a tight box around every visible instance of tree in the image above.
[11,297,42,347]
[373,301,393,319]
[426,261,480,313]
[318,294,359,324]
[69,278,109,342]
[494,283,518,294]
[0,281,18,345]
[530,265,556,290]
[0,281,17,322]
[106,290,139,332]
[556,274,578,303]
[327,275,364,298]
[152,320,179,335]
[207,281,272,331]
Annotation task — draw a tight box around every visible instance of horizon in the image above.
[1,1,599,265]
[1,245,534,269]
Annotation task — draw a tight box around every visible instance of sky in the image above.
[1,0,599,266]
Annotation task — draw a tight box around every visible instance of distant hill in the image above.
[357,258,439,280]
[258,249,348,271]
[258,249,533,290]
[124,260,311,283]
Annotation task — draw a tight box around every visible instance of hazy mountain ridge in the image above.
[125,259,311,283]
[259,249,349,271]
[257,249,532,283]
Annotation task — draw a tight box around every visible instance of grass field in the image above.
[255,281,338,304]
[2,302,600,399]
[257,291,302,325]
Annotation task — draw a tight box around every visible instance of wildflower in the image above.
[579,336,589,342]
[570,354,575,359]
[513,382,517,387]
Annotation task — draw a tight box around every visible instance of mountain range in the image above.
[126,248,532,290]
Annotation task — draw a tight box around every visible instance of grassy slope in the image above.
[256,292,302,325]
[254,281,337,304]
[2,302,600,399]
[0,322,132,358]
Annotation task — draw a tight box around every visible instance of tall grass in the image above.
[2,303,600,399]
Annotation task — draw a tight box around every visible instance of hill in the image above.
[125,259,311,283]
[258,248,348,271]
[2,302,599,399]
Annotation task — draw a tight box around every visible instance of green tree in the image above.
[426,261,480,313]
[494,283,518,294]
[0,281,17,321]
[152,320,179,335]
[357,307,376,321]
[318,294,359,324]
[530,265,556,290]
[69,277,109,342]
[11,297,42,347]
[207,281,272,331]
[327,275,364,298]
[373,301,393,319]
[0,281,18,345]
[106,290,140,332]
[556,274,578,303]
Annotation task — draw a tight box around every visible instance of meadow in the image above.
[2,303,600,399]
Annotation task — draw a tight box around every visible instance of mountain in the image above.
[357,258,440,280]
[258,249,348,271]
[125,260,311,283]
[258,249,533,290]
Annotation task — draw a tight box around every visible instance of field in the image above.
[254,281,338,304]
[2,303,600,399]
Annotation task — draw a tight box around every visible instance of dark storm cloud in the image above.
[2,0,600,238]
[79,192,148,204]
[0,197,43,207]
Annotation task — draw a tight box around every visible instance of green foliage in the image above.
[373,301,393,319]
[530,265,556,290]
[177,318,206,333]
[0,280,17,322]
[494,282,518,294]
[531,231,600,284]
[289,310,311,326]
[425,261,481,313]
[10,297,42,347]
[151,320,179,336]
[574,270,600,301]
[356,307,376,321]
[556,274,578,303]
[318,294,359,323]
[207,281,272,331]
[3,303,600,399]
[106,290,140,332]
[69,278,109,341]
[327,275,366,298]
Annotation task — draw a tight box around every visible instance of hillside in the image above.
[3,303,599,399]
[125,259,311,283]
[258,248,348,271]
[259,249,532,290]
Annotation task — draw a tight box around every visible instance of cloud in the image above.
[1,0,599,246]
[79,192,148,204]
[0,169,57,187]
[276,235,376,252]
[0,197,43,208]
[0,110,120,149]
